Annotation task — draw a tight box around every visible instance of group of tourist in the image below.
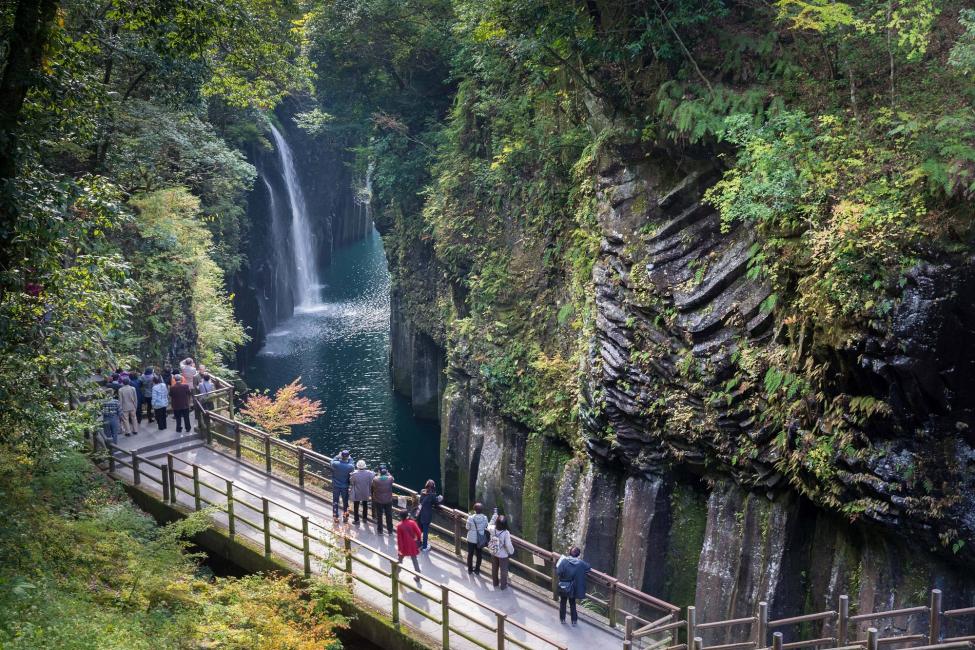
[328,451,591,625]
[96,358,216,444]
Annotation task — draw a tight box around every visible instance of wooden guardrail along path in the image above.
[93,375,975,650]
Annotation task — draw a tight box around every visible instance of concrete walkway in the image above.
[107,417,624,650]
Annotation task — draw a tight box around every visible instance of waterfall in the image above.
[269,124,321,308]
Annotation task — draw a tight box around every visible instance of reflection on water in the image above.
[245,228,440,491]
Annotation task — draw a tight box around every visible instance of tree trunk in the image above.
[0,0,60,273]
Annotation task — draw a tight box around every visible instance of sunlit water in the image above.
[245,228,441,490]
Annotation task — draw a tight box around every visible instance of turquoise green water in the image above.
[244,228,441,490]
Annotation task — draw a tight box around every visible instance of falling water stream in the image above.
[245,128,440,491]
[269,124,321,308]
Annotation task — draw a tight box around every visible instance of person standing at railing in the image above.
[371,464,395,535]
[417,479,443,552]
[556,546,591,627]
[180,357,197,387]
[169,375,193,434]
[196,373,214,424]
[151,375,169,430]
[118,377,138,437]
[465,502,489,576]
[349,460,375,525]
[330,450,355,522]
[489,514,515,590]
[395,510,423,586]
[101,389,121,445]
[140,368,155,424]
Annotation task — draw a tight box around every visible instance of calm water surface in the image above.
[245,228,440,491]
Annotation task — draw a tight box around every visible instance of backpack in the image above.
[477,527,490,549]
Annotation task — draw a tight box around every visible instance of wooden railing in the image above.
[624,591,975,650]
[196,402,680,632]
[156,453,567,650]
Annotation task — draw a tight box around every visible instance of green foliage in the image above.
[125,188,247,369]
[0,448,348,649]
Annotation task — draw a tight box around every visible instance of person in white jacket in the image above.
[465,503,489,575]
[489,513,515,590]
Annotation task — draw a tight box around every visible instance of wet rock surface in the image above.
[582,143,975,572]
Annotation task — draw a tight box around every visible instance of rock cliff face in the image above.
[234,108,371,364]
[384,138,975,627]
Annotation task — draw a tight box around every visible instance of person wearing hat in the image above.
[330,450,355,522]
[371,464,396,535]
[349,459,375,525]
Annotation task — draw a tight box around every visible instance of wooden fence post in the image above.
[131,452,140,485]
[161,466,170,501]
[838,595,849,646]
[496,612,506,649]
[299,515,310,577]
[550,552,560,600]
[344,536,353,588]
[687,606,697,646]
[608,579,619,628]
[262,498,271,558]
[772,633,783,650]
[167,454,176,503]
[108,449,116,474]
[192,465,201,510]
[625,616,635,641]
[867,628,878,650]
[298,448,305,488]
[441,585,450,649]
[757,601,768,648]
[391,563,400,625]
[264,434,272,474]
[226,480,235,540]
[453,514,462,556]
[695,636,704,650]
[929,589,942,645]
[233,423,241,458]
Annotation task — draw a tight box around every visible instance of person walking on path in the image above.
[417,479,443,551]
[371,464,395,535]
[127,371,142,424]
[151,375,169,430]
[489,513,515,590]
[465,502,489,575]
[556,546,591,626]
[349,460,375,525]
[101,390,121,445]
[117,378,138,437]
[140,368,155,423]
[396,511,423,586]
[169,375,192,433]
[330,450,355,522]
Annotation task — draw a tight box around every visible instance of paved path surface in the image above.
[107,417,624,650]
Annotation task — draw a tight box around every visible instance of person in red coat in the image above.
[396,511,423,585]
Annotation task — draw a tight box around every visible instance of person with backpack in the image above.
[489,513,515,590]
[556,546,591,626]
[330,450,355,522]
[465,502,489,576]
[140,368,155,423]
[195,372,215,425]
[416,479,443,551]
[349,460,375,525]
[101,389,121,445]
[371,464,395,535]
[395,510,423,586]
[151,375,169,430]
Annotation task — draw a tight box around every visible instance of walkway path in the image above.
[107,416,624,650]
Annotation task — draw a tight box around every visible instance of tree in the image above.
[239,379,324,437]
